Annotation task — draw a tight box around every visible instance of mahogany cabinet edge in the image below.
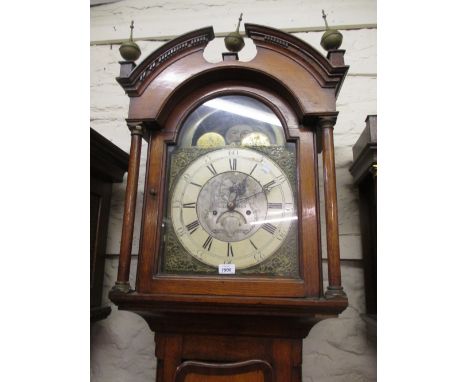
[349,144,376,184]
[140,276,306,298]
[349,115,377,184]
[90,128,129,182]
[109,291,347,317]
[91,128,129,323]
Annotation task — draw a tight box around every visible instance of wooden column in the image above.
[114,123,144,293]
[319,115,346,299]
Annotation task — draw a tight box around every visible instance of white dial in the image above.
[170,148,295,269]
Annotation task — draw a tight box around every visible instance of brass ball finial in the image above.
[119,20,142,62]
[224,13,245,53]
[320,10,343,51]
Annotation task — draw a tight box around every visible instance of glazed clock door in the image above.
[159,95,299,279]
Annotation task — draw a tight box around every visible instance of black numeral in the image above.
[186,220,200,234]
[249,164,257,175]
[263,180,276,191]
[206,164,217,176]
[227,242,234,257]
[202,235,213,251]
[229,158,237,171]
[262,223,277,235]
[276,175,285,183]
[267,202,282,209]
[249,239,258,250]
[183,202,196,208]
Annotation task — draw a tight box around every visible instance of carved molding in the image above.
[109,291,348,318]
[137,34,211,84]
[245,23,348,96]
[117,24,347,98]
[116,27,215,96]
[264,34,289,48]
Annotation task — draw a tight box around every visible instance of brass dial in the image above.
[170,148,295,269]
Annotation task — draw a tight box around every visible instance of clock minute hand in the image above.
[237,190,263,203]
[237,183,279,203]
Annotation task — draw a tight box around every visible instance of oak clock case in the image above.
[110,23,349,382]
[161,95,299,277]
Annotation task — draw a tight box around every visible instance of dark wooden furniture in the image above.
[90,128,129,323]
[349,115,377,342]
[109,24,349,381]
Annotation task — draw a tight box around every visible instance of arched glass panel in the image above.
[178,95,286,147]
[159,95,299,278]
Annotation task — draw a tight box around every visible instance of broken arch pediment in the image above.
[117,24,348,121]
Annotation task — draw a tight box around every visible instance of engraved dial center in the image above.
[197,171,267,242]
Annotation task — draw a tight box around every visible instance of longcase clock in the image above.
[109,23,349,382]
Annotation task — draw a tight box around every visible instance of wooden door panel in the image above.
[175,360,272,382]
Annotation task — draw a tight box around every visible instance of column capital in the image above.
[317,113,338,129]
[128,122,145,136]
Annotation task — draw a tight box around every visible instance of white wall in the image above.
[91,1,377,381]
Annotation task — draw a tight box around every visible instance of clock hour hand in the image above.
[237,181,282,203]
[262,178,285,192]
[227,174,250,210]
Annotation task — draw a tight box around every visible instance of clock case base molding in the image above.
[110,291,347,382]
